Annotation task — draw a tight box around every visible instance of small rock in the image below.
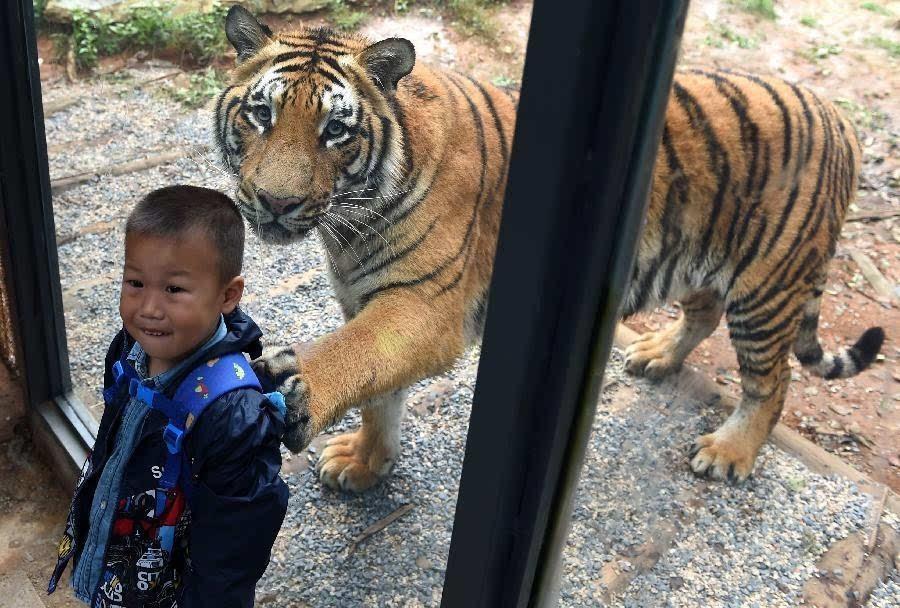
[829,403,851,416]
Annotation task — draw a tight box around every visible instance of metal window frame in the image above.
[0,0,95,487]
[1,0,688,603]
[443,1,689,606]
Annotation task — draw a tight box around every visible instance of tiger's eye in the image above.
[325,120,346,138]
[253,105,271,124]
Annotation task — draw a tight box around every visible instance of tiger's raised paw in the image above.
[252,346,314,452]
[316,431,397,493]
[689,430,757,484]
[624,331,684,380]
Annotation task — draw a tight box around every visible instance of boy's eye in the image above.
[166,286,185,294]
[126,279,143,288]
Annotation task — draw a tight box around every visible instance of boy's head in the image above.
[120,185,246,373]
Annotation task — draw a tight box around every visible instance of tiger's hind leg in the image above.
[690,295,797,483]
[317,388,406,492]
[625,289,724,381]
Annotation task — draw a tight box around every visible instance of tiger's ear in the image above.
[358,38,415,93]
[225,5,273,63]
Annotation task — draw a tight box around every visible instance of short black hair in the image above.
[125,185,244,282]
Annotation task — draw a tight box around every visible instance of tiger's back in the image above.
[627,69,861,316]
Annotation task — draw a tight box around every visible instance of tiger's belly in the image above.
[619,68,859,319]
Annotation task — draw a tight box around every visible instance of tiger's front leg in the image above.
[252,295,463,491]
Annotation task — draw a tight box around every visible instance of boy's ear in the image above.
[220,275,245,315]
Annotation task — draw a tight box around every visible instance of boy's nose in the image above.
[257,190,306,216]
[138,294,164,318]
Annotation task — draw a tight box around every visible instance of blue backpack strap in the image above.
[104,359,138,403]
[127,353,264,513]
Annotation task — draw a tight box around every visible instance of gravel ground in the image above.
[44,65,898,607]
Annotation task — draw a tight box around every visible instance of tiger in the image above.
[214,6,884,490]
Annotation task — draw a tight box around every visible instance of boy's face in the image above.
[119,231,243,374]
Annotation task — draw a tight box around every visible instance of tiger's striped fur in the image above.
[623,69,883,481]
[216,7,513,491]
[215,8,883,489]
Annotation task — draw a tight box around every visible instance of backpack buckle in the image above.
[163,423,185,454]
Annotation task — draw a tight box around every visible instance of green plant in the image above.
[33,0,46,26]
[71,10,104,69]
[447,0,499,40]
[834,97,889,130]
[860,2,892,16]
[711,23,759,49]
[734,0,776,20]
[68,3,228,71]
[805,43,843,60]
[491,75,517,88]
[799,16,818,27]
[172,7,229,63]
[866,35,900,58]
[330,0,367,31]
[170,67,227,108]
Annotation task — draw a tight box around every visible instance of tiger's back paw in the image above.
[624,330,685,380]
[316,431,397,493]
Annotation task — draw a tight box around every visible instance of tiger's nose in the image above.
[257,190,306,215]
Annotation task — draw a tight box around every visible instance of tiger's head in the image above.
[214,6,415,243]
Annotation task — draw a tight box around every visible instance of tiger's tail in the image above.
[793,288,885,379]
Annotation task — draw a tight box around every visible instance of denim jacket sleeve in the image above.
[179,388,289,608]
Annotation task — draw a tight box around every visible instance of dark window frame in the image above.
[0,0,94,487]
[1,0,687,602]
[442,2,688,605]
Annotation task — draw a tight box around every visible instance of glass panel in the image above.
[33,1,533,604]
[560,0,900,605]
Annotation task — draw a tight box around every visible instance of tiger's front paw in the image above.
[252,346,314,452]
[689,428,758,484]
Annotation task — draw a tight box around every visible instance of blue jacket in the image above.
[49,309,288,607]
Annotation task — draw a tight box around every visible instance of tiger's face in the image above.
[214,7,414,243]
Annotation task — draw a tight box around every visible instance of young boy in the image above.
[48,185,289,607]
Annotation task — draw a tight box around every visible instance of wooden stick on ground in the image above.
[866,485,888,553]
[847,248,896,302]
[346,503,414,556]
[50,146,205,195]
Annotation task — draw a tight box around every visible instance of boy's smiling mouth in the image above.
[140,328,171,338]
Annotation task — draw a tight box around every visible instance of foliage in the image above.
[170,67,227,108]
[860,2,892,16]
[804,43,842,61]
[330,0,368,31]
[833,97,889,131]
[866,35,900,58]
[69,3,228,70]
[707,23,759,49]
[324,0,503,40]
[443,0,500,40]
[734,0,776,20]
[799,16,818,28]
[33,0,47,26]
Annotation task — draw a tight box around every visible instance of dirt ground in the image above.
[34,0,898,495]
